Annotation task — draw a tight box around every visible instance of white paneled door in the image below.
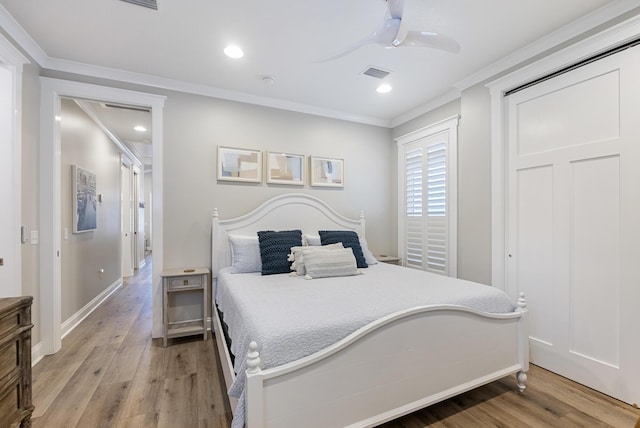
[506,45,640,405]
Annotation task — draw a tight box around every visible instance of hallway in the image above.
[30,255,233,427]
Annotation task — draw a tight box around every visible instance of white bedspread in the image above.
[215,263,515,427]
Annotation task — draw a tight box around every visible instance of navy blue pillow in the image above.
[257,230,302,275]
[318,230,368,268]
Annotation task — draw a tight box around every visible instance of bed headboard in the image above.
[211,194,365,278]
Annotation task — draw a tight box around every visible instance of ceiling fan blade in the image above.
[402,31,460,54]
[314,19,400,62]
[313,41,369,63]
[386,0,404,19]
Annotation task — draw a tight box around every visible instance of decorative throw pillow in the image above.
[257,230,303,275]
[318,230,368,268]
[228,235,261,273]
[303,247,359,279]
[289,242,344,276]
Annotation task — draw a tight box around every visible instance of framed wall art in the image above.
[217,146,262,183]
[266,152,305,185]
[310,156,344,188]
[72,165,97,233]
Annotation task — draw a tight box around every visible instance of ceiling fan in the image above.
[318,0,460,61]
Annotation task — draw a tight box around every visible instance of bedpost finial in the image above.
[360,210,365,220]
[516,370,528,393]
[246,341,261,374]
[517,292,527,311]
[213,208,219,219]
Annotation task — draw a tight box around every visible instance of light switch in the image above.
[64,228,69,240]
[30,230,39,245]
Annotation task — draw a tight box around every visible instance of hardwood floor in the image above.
[31,255,640,427]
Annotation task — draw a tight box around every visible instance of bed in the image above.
[211,194,529,428]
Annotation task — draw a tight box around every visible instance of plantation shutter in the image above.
[425,141,447,274]
[400,123,456,276]
[405,148,424,268]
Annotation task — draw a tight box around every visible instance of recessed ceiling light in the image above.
[134,125,147,132]
[224,45,244,59]
[377,84,392,94]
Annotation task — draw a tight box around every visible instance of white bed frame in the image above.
[211,194,529,428]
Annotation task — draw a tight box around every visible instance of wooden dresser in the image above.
[0,297,34,428]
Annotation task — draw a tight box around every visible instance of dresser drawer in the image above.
[0,373,21,428]
[0,338,19,382]
[167,274,203,290]
[0,310,20,339]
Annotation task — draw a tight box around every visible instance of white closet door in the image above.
[506,45,640,405]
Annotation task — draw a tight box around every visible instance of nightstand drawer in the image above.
[167,275,203,290]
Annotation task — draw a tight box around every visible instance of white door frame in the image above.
[488,14,640,296]
[121,161,134,278]
[39,78,165,354]
[0,34,28,297]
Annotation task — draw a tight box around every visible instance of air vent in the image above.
[119,0,158,10]
[361,66,391,80]
[101,103,151,113]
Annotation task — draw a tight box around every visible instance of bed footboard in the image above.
[244,300,528,428]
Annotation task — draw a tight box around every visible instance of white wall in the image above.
[144,169,152,251]
[21,61,41,343]
[0,65,15,295]
[457,84,492,284]
[60,99,122,321]
[162,91,394,270]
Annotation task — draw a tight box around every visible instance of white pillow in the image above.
[305,233,378,265]
[303,234,321,246]
[303,247,359,279]
[359,238,378,265]
[289,243,343,276]
[228,235,261,273]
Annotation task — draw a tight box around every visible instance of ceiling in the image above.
[0,0,634,128]
[74,100,152,166]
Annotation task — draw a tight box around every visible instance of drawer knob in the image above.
[183,279,188,286]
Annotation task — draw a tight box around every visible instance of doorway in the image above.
[39,78,165,356]
[0,36,28,298]
[490,31,640,405]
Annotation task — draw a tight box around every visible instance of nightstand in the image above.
[162,267,209,347]
[376,255,401,265]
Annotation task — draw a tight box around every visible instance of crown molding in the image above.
[0,3,46,64]
[74,100,144,168]
[454,0,640,92]
[390,89,461,128]
[44,57,391,128]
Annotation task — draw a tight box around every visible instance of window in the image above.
[397,116,458,276]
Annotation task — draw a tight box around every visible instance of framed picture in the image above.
[72,165,97,233]
[310,156,344,187]
[217,146,262,183]
[266,152,305,185]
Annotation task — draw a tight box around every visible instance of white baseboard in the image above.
[60,278,123,339]
[32,278,124,367]
[31,341,45,367]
